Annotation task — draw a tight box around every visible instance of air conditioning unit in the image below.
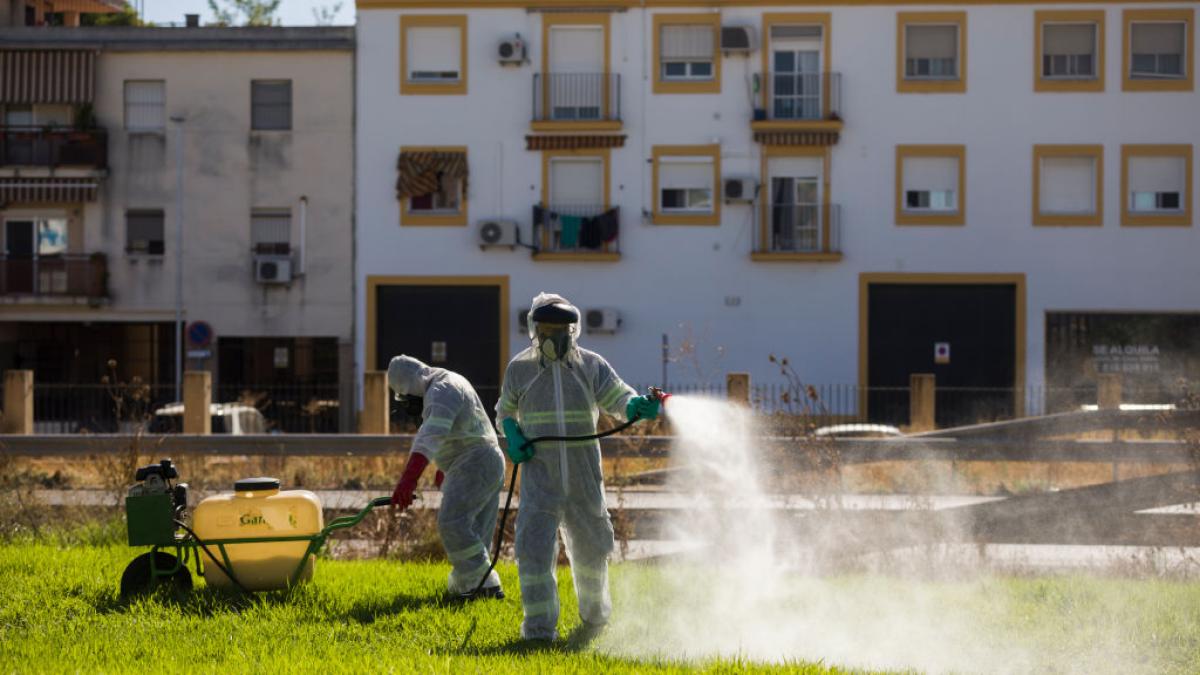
[585,308,621,335]
[723,177,758,202]
[478,219,518,248]
[498,35,527,65]
[254,255,292,284]
[721,26,757,53]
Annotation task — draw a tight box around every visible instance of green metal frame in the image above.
[145,496,392,591]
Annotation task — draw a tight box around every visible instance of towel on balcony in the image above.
[579,208,618,249]
[559,215,582,248]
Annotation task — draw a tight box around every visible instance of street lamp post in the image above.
[171,115,185,403]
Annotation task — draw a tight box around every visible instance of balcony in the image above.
[752,204,842,262]
[0,254,108,302]
[751,72,842,143]
[531,73,621,132]
[531,204,620,261]
[1,126,108,169]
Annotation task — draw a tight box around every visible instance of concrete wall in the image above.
[355,4,1198,399]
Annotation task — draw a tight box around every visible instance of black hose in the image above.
[470,414,642,597]
[173,519,251,595]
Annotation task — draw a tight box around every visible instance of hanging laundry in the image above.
[559,215,582,249]
[595,208,619,243]
[579,215,603,249]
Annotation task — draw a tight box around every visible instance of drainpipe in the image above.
[298,195,307,276]
[170,115,185,402]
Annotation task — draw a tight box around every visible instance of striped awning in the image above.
[396,150,468,200]
[0,177,98,203]
[753,130,840,147]
[525,135,627,151]
[0,50,96,104]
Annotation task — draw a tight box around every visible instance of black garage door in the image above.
[867,283,1017,428]
[375,284,503,415]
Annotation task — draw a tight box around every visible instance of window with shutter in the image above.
[1121,144,1192,226]
[661,25,714,80]
[251,80,291,131]
[251,209,291,255]
[400,15,468,95]
[905,24,958,79]
[1043,24,1097,78]
[896,145,966,225]
[1130,22,1186,78]
[126,210,165,255]
[124,81,164,132]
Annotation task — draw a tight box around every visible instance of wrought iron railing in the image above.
[755,203,841,254]
[0,126,108,168]
[755,71,842,122]
[532,203,619,254]
[0,253,107,299]
[532,73,621,123]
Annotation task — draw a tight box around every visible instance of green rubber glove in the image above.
[626,396,660,422]
[501,418,534,464]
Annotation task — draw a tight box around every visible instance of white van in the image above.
[149,403,268,434]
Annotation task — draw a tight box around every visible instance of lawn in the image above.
[3,532,1200,674]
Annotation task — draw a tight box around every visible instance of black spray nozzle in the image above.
[646,387,670,404]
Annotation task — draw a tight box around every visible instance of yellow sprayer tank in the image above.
[192,477,323,591]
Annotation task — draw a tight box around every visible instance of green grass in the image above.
[3,538,1200,673]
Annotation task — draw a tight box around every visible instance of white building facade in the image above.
[356,0,1197,425]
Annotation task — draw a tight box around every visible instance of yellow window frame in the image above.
[652,13,721,95]
[1032,145,1104,227]
[399,14,468,96]
[1122,8,1194,92]
[896,11,967,94]
[652,144,721,226]
[399,145,469,226]
[1120,144,1193,227]
[895,144,967,226]
[1034,10,1106,93]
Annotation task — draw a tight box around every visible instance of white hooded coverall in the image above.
[495,293,637,640]
[388,355,505,595]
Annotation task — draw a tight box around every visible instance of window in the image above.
[398,147,469,226]
[124,80,164,131]
[653,14,720,94]
[126,210,164,255]
[896,145,965,225]
[897,12,966,93]
[1033,145,1103,226]
[251,80,291,131]
[755,148,836,258]
[652,145,720,225]
[1122,144,1192,226]
[251,209,291,254]
[400,15,468,95]
[1123,9,1194,92]
[1036,11,1106,92]
[538,148,617,258]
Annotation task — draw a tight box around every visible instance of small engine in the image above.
[125,459,188,547]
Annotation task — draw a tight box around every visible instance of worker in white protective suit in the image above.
[388,355,506,599]
[496,293,660,641]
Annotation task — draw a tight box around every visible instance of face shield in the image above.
[528,294,581,362]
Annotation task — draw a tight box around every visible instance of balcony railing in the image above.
[755,72,842,122]
[532,73,621,124]
[532,203,620,254]
[0,254,108,299]
[756,203,841,254]
[0,126,108,169]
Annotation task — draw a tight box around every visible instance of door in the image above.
[4,106,34,164]
[770,26,823,120]
[548,25,604,120]
[4,220,34,293]
[374,284,503,415]
[769,177,820,252]
[867,283,1017,427]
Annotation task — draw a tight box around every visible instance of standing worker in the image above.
[388,355,506,600]
[496,292,660,641]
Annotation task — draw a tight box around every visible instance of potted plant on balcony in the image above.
[70,103,97,140]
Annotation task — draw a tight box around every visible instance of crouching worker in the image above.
[496,292,660,642]
[388,355,506,600]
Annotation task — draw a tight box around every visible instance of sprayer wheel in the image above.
[120,551,193,598]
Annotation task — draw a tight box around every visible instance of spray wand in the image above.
[470,387,669,597]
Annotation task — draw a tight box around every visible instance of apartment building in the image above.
[357,0,1196,424]
[0,26,356,431]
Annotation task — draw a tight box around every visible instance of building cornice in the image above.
[359,0,1195,8]
[0,26,354,51]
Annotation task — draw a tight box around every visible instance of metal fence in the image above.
[1,126,108,168]
[29,382,341,434]
[754,204,841,254]
[0,254,108,299]
[532,203,620,254]
[533,73,621,123]
[756,71,842,121]
[630,382,1157,429]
